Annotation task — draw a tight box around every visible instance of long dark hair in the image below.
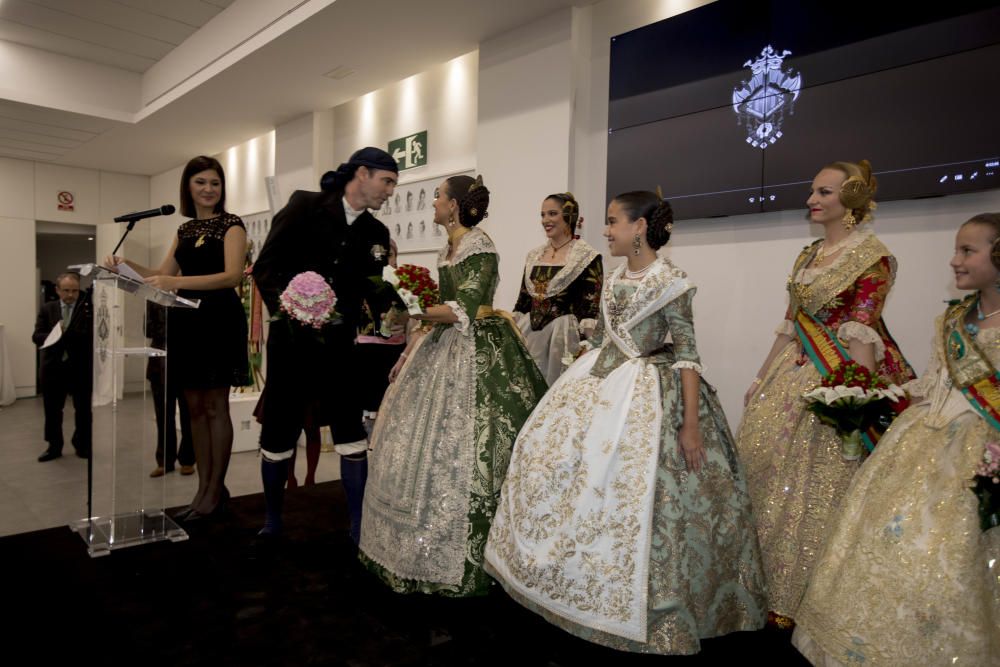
[179,155,226,218]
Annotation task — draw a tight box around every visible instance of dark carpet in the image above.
[3,482,809,666]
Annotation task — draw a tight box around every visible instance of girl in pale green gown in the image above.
[485,191,766,654]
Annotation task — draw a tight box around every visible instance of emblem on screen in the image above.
[732,45,802,150]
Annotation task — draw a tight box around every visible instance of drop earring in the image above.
[842,211,858,230]
[632,234,642,255]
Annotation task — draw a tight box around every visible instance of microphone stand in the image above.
[110,218,140,257]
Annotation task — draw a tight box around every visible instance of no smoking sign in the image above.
[57,190,74,211]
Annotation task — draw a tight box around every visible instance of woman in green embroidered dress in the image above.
[485,191,766,654]
[359,174,548,597]
[793,214,1000,665]
[735,160,914,628]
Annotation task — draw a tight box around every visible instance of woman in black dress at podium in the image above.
[105,156,249,521]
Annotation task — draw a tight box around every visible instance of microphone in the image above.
[114,204,176,223]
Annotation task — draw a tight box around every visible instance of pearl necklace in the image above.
[624,260,655,280]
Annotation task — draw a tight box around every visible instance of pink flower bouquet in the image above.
[278,271,338,329]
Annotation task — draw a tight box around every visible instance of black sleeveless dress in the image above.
[169,213,250,389]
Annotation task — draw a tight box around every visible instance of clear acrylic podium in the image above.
[69,264,200,557]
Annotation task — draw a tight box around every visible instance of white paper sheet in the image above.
[115,262,145,283]
[41,323,62,349]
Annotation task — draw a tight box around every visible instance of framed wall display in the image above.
[241,210,272,263]
[376,168,475,254]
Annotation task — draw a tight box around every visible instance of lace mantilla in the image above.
[438,227,495,267]
[795,227,872,285]
[787,229,893,315]
[603,259,693,359]
[522,240,599,298]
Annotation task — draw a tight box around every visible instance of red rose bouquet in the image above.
[378,264,438,335]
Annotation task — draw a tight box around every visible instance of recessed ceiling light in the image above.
[323,65,355,80]
[88,237,94,240]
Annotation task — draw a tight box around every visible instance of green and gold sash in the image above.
[794,307,879,452]
[794,308,849,376]
[943,294,1000,432]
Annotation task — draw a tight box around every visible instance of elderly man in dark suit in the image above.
[33,272,92,461]
[252,147,398,540]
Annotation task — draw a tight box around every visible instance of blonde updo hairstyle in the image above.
[824,159,878,225]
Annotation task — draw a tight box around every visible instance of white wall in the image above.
[218,131,275,217]
[34,164,100,226]
[0,157,150,396]
[275,114,318,208]
[0,214,36,396]
[333,51,479,273]
[0,159,37,389]
[477,10,576,310]
[148,164,185,270]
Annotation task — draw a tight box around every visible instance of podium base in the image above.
[70,510,189,558]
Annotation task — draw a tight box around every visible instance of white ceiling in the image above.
[0,0,234,72]
[0,98,119,162]
[0,0,589,175]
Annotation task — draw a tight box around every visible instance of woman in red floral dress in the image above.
[735,160,914,629]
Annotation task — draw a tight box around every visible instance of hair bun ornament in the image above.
[840,159,878,212]
[469,174,484,192]
[653,185,674,232]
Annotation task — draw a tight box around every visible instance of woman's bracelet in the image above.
[752,376,762,385]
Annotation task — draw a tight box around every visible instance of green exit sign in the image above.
[388,131,427,171]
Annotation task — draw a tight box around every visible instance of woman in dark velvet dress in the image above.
[512,193,602,384]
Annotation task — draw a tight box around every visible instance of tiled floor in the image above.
[0,395,343,537]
